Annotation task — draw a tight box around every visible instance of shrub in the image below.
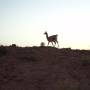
[11,44,17,47]
[0,46,8,56]
[80,56,90,66]
[40,42,45,47]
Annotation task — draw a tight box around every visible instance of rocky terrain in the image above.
[0,46,90,90]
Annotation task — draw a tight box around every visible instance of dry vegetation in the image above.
[0,46,90,90]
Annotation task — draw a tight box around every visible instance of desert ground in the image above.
[0,46,90,90]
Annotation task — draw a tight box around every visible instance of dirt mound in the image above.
[0,46,90,90]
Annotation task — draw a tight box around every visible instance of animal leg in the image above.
[53,41,56,47]
[56,41,59,47]
[51,42,53,46]
[47,42,49,46]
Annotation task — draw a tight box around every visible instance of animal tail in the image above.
[55,34,58,38]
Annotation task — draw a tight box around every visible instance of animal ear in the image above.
[44,31,46,33]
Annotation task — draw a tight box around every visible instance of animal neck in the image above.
[45,33,48,40]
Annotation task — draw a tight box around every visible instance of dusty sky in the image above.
[0,0,90,49]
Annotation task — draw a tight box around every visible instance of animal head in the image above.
[44,31,47,35]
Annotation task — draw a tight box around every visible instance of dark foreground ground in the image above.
[0,46,90,90]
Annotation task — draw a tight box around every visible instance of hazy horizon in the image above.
[0,0,90,49]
